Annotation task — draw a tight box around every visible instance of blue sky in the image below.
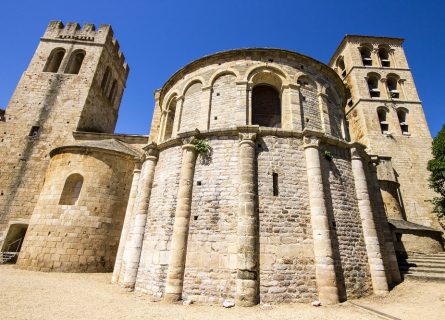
[0,1,444,136]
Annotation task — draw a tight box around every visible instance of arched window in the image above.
[101,67,111,91]
[43,48,65,73]
[378,47,391,67]
[367,75,380,98]
[386,76,400,99]
[163,98,177,140]
[64,50,86,74]
[397,109,409,135]
[108,79,117,102]
[252,85,281,127]
[359,45,373,66]
[59,173,83,205]
[337,57,346,78]
[377,107,389,134]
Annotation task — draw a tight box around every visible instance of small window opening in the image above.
[252,85,281,128]
[379,48,391,67]
[194,215,198,221]
[216,92,220,96]
[214,116,218,120]
[101,67,111,91]
[367,76,380,98]
[197,181,202,186]
[387,78,399,99]
[397,109,409,135]
[337,58,346,78]
[43,48,65,73]
[377,108,389,134]
[29,126,40,138]
[59,173,83,205]
[360,46,373,66]
[64,50,86,74]
[272,173,279,196]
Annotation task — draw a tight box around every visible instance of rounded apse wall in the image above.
[153,48,347,144]
[17,146,136,272]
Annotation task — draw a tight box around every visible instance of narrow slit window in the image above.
[272,173,279,196]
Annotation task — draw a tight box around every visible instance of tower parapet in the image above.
[42,21,129,79]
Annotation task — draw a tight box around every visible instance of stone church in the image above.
[0,21,443,306]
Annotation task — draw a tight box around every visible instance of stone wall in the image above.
[257,136,317,303]
[182,136,239,303]
[152,49,346,144]
[17,149,134,272]
[134,146,182,295]
[0,21,128,247]
[320,145,372,299]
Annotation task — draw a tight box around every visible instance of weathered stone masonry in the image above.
[1,21,441,307]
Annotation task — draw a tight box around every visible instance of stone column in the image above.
[370,157,402,284]
[236,132,258,307]
[175,96,185,134]
[164,135,198,302]
[303,135,340,305]
[121,142,159,289]
[351,147,389,295]
[202,86,212,130]
[112,164,141,284]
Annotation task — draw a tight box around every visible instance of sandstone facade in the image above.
[0,22,442,306]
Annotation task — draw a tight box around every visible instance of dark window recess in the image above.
[194,215,198,221]
[29,126,40,137]
[214,116,218,120]
[272,173,279,196]
[197,181,202,186]
[216,92,220,96]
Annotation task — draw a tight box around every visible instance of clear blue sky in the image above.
[0,0,443,136]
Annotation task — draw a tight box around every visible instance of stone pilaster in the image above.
[370,156,402,284]
[120,142,159,289]
[303,135,340,305]
[351,147,389,295]
[317,90,331,134]
[288,83,302,131]
[112,164,141,284]
[236,132,258,307]
[235,81,248,125]
[164,135,198,302]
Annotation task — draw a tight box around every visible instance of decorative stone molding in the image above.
[303,135,320,149]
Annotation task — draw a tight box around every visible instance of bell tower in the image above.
[329,35,437,229]
[0,21,129,245]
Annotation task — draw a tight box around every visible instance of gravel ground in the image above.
[0,265,443,320]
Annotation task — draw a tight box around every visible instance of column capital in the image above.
[143,141,159,160]
[350,144,366,160]
[239,132,257,146]
[303,135,320,149]
[180,129,200,150]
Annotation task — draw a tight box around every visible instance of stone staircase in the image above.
[0,252,17,264]
[398,252,445,282]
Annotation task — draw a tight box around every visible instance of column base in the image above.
[163,293,182,303]
[235,279,258,307]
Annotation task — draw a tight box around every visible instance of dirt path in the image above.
[0,265,443,320]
